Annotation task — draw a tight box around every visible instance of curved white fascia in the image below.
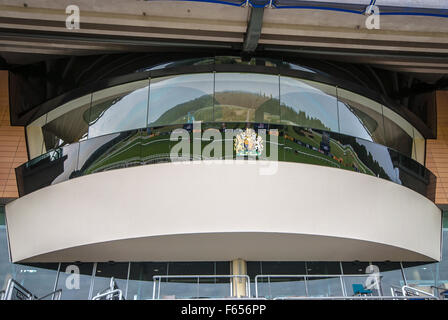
[6,160,442,262]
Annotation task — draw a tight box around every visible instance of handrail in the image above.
[401,285,438,299]
[37,289,62,300]
[92,289,123,300]
[2,278,63,300]
[2,279,36,300]
[152,275,250,299]
[254,274,382,299]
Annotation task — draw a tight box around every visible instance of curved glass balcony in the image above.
[16,123,436,201]
[25,70,426,165]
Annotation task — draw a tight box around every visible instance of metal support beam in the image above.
[243,7,264,53]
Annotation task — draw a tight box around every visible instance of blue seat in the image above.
[352,283,373,296]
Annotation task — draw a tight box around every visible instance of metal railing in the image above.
[92,277,124,300]
[401,285,438,299]
[92,289,123,301]
[254,274,383,299]
[37,289,62,300]
[152,275,250,300]
[2,279,62,300]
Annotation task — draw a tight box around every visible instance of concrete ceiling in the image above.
[0,0,447,76]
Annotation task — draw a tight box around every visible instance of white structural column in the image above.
[5,161,442,263]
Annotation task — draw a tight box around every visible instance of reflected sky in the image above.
[280,77,338,131]
[89,86,148,138]
[338,101,374,142]
[148,74,213,124]
[356,137,398,182]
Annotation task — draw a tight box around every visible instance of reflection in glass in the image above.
[92,262,129,299]
[77,130,141,175]
[141,126,175,164]
[12,263,59,299]
[306,276,343,297]
[257,277,306,298]
[42,95,91,152]
[89,81,149,138]
[337,88,385,144]
[214,73,280,123]
[16,143,79,196]
[26,114,47,159]
[127,262,167,300]
[56,263,93,300]
[0,226,12,292]
[280,76,338,132]
[413,128,426,165]
[148,74,214,126]
[402,262,437,295]
[436,229,448,292]
[341,262,379,296]
[371,262,405,296]
[158,278,198,299]
[383,107,414,158]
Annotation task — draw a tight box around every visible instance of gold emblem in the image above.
[234,128,263,156]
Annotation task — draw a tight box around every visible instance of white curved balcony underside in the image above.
[6,160,442,263]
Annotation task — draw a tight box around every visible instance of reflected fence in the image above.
[150,274,439,300]
[152,275,250,299]
[255,274,438,300]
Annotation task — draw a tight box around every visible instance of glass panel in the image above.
[92,262,129,299]
[283,127,344,170]
[306,262,342,275]
[413,128,426,165]
[262,277,307,298]
[436,228,448,292]
[141,126,176,165]
[198,277,231,298]
[371,262,405,297]
[341,262,379,296]
[127,262,168,300]
[77,130,141,175]
[337,88,385,144]
[16,143,79,195]
[26,114,47,159]
[214,73,280,123]
[260,261,306,275]
[12,263,59,299]
[280,76,338,132]
[42,94,91,152]
[402,262,437,295]
[158,278,198,299]
[88,80,149,139]
[0,226,13,292]
[307,276,343,297]
[56,263,93,300]
[148,74,214,126]
[383,106,414,157]
[144,57,214,71]
[247,261,262,298]
[168,262,216,275]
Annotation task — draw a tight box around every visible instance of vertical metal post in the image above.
[88,262,97,300]
[52,263,61,300]
[400,262,408,286]
[125,262,131,300]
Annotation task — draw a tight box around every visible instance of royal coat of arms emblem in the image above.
[234,128,264,156]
